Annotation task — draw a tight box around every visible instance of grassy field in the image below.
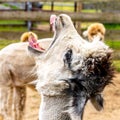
[105,40,120,50]
[43,2,74,11]
[0,39,19,49]
[113,60,120,72]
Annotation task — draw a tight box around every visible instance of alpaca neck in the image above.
[39,95,71,120]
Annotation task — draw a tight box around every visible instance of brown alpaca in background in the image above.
[83,23,106,42]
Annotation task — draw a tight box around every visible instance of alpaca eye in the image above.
[60,16,65,27]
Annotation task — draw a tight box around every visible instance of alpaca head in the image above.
[83,23,106,42]
[63,42,114,119]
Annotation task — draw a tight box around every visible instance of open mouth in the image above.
[28,15,57,52]
[28,33,45,51]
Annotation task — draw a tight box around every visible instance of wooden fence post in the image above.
[75,1,82,34]
[51,1,54,11]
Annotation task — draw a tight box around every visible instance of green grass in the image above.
[82,9,99,13]
[0,20,27,31]
[104,23,120,30]
[105,40,120,50]
[0,26,27,32]
[0,20,24,25]
[3,3,19,9]
[0,40,19,49]
[106,40,120,72]
[42,2,100,12]
[113,60,120,72]
[43,2,74,11]
[43,5,74,11]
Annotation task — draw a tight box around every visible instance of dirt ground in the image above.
[24,73,120,120]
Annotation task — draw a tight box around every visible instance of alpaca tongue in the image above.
[28,34,37,48]
[28,34,45,51]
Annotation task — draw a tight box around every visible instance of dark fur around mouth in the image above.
[63,49,114,119]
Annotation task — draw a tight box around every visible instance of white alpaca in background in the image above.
[0,35,52,120]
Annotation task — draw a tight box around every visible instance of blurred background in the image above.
[0,1,120,120]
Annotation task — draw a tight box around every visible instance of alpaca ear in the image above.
[28,46,44,57]
[90,94,104,111]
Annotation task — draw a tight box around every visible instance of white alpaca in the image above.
[28,14,114,120]
[0,38,52,120]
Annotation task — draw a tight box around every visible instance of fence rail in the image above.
[0,11,120,23]
[0,1,120,40]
